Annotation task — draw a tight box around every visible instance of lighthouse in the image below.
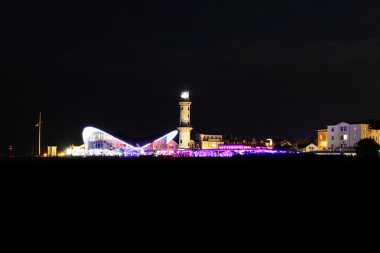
[177,91,193,149]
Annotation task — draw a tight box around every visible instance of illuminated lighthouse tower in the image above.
[177,91,193,149]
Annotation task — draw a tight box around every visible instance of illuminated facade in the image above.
[317,129,328,150]
[305,143,318,152]
[177,91,193,149]
[82,127,178,156]
[196,134,224,149]
[327,122,380,150]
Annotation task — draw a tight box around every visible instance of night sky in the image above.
[1,1,380,155]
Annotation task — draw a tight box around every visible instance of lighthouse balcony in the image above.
[179,122,191,127]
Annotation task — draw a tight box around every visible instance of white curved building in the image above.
[82,126,178,156]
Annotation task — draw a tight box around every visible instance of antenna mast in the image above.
[38,112,42,157]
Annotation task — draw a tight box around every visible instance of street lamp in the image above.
[35,112,42,157]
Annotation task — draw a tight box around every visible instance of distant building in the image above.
[327,122,380,150]
[305,143,318,152]
[82,127,178,156]
[196,134,224,150]
[265,138,273,148]
[67,144,86,156]
[317,129,328,150]
[47,146,57,157]
[297,142,318,152]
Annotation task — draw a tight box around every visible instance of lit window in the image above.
[354,127,357,131]
[344,134,348,140]
[320,135,322,140]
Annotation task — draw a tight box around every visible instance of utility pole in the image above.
[39,112,41,157]
[35,112,42,157]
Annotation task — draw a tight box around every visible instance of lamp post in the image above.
[35,112,42,157]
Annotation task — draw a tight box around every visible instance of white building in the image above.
[305,143,318,152]
[196,134,224,149]
[327,122,380,150]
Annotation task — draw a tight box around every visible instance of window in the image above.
[354,127,357,131]
[188,114,189,118]
[320,135,323,140]
[332,128,334,132]
[340,135,343,140]
[331,136,334,140]
[344,126,347,131]
[354,135,357,140]
[180,139,182,143]
[340,127,343,131]
[181,107,183,110]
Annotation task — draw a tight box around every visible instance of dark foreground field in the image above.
[1,154,377,246]
[1,154,378,192]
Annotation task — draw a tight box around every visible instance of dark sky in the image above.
[1,1,380,155]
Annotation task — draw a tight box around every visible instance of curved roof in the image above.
[82,126,178,149]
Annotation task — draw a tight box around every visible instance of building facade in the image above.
[82,127,178,156]
[305,143,318,152]
[196,134,224,150]
[317,129,328,150]
[327,122,380,150]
